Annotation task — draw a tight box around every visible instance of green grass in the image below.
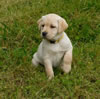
[0,0,100,98]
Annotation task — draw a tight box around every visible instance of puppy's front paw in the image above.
[48,74,54,80]
[32,58,38,67]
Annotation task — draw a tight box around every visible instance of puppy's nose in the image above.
[42,32,47,37]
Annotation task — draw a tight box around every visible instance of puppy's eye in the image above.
[42,24,45,27]
[51,25,56,28]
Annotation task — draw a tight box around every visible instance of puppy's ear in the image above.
[37,16,45,30]
[37,18,42,30]
[58,18,68,33]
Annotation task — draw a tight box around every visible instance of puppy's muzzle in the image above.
[42,32,47,37]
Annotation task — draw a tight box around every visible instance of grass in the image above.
[0,0,100,98]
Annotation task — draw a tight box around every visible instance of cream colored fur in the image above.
[32,14,73,80]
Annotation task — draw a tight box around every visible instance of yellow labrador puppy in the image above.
[32,14,73,80]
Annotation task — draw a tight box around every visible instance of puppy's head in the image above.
[37,14,68,40]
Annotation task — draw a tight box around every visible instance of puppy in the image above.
[32,14,73,80]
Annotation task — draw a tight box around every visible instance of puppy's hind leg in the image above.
[32,53,39,67]
[61,49,72,73]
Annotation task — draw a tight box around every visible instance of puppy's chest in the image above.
[43,44,65,66]
[50,51,65,67]
[44,42,63,53]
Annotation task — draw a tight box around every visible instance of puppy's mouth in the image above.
[41,33,48,39]
[43,33,64,44]
[42,35,57,44]
[41,32,57,43]
[44,38,56,44]
[41,34,49,39]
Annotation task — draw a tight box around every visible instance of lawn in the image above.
[0,0,100,98]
